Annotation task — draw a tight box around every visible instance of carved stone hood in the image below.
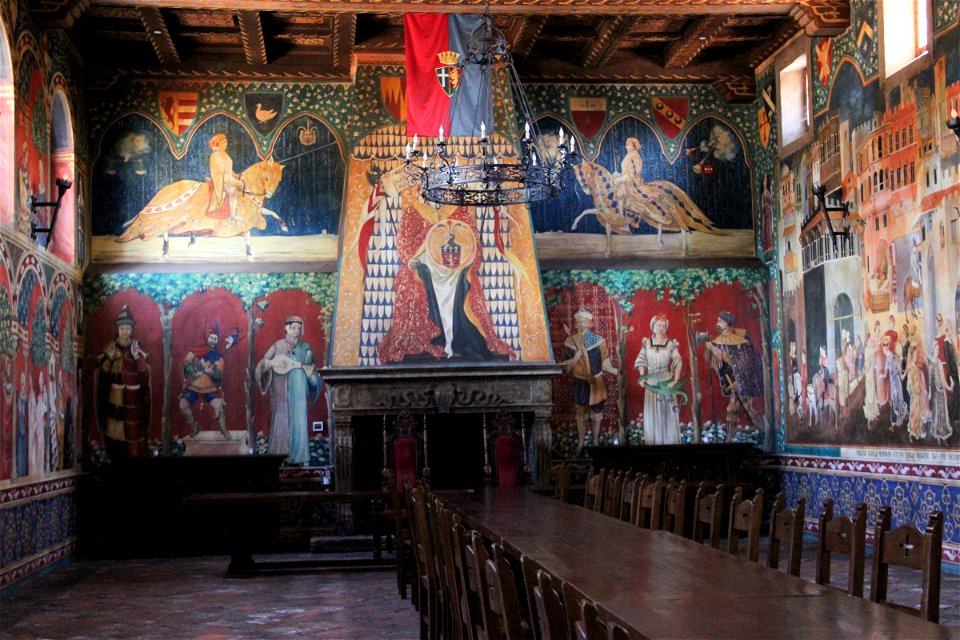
[322,363,562,490]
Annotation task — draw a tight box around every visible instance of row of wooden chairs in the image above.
[567,467,945,624]
[406,483,631,640]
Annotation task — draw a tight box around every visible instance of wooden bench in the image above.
[183,490,391,576]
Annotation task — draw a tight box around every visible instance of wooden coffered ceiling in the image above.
[32,0,850,101]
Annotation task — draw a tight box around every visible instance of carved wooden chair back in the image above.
[727,487,764,562]
[408,488,440,639]
[466,530,493,640]
[692,482,724,549]
[603,470,625,517]
[815,498,867,597]
[869,507,944,623]
[553,463,572,503]
[584,468,607,512]
[619,472,640,522]
[433,503,466,640]
[634,474,665,529]
[484,543,526,640]
[523,558,567,640]
[453,522,484,640]
[767,492,805,576]
[566,587,627,640]
[663,478,687,537]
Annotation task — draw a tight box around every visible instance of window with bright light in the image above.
[883,0,929,77]
[779,53,810,147]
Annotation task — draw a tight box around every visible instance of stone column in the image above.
[531,407,553,490]
[333,412,353,492]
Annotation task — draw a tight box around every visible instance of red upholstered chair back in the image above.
[394,435,419,490]
[494,434,520,488]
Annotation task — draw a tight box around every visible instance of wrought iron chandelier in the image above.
[404,15,578,207]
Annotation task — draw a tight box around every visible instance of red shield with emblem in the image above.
[158,91,198,136]
[380,77,407,123]
[758,106,771,148]
[570,97,606,140]
[651,97,687,140]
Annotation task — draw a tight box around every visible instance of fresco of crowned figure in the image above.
[378,193,514,364]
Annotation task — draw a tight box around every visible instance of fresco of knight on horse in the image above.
[116,151,287,242]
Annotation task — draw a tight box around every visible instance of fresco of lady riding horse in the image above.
[92,112,343,260]
[530,114,754,257]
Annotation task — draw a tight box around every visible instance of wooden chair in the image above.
[662,478,687,537]
[815,498,867,597]
[603,470,625,517]
[767,493,805,576]
[567,588,629,640]
[381,417,422,600]
[484,543,526,640]
[408,488,440,639]
[486,408,527,488]
[634,474,664,529]
[464,530,492,640]
[552,463,572,503]
[583,468,607,512]
[452,522,485,640]
[692,482,724,549]
[433,502,465,640]
[869,507,944,623]
[522,557,567,640]
[727,487,763,562]
[618,472,640,522]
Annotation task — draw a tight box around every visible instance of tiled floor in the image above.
[2,537,957,639]
[1,556,420,640]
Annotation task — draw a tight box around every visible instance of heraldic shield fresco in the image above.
[330,125,552,367]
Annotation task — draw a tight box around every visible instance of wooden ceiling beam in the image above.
[510,16,548,59]
[91,0,799,16]
[743,18,801,69]
[237,11,269,66]
[664,16,730,69]
[333,13,357,74]
[583,17,633,70]
[139,7,181,67]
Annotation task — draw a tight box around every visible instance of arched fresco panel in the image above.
[544,268,770,458]
[85,289,163,462]
[170,288,247,444]
[13,255,46,478]
[0,241,14,480]
[48,274,77,472]
[14,53,48,236]
[530,115,754,258]
[252,288,328,466]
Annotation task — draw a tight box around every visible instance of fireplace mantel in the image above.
[322,363,563,490]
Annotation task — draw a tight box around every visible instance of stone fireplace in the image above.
[322,363,562,490]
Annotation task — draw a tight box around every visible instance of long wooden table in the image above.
[439,488,958,640]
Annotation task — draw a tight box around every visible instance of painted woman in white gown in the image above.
[634,314,683,445]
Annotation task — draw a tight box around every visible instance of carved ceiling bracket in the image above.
[791,0,850,37]
[713,75,757,103]
[29,0,90,29]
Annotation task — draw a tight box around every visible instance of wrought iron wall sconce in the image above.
[812,184,850,251]
[947,108,960,142]
[30,177,73,243]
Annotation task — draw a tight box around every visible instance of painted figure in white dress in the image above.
[634,314,683,445]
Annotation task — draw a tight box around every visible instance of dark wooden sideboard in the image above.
[586,443,760,485]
